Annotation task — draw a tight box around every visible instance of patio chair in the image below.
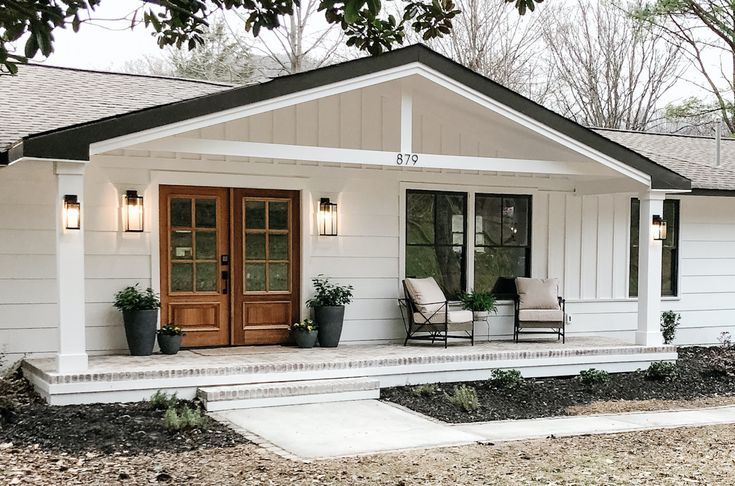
[514,277,566,343]
[398,277,474,348]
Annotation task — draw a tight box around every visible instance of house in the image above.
[1,45,732,405]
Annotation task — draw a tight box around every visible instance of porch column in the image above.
[55,162,88,372]
[636,191,665,346]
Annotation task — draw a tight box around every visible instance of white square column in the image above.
[636,191,665,346]
[55,162,88,372]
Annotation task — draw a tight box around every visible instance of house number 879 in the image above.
[396,153,419,166]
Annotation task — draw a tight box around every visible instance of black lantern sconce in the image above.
[652,215,667,241]
[63,195,81,230]
[318,198,338,236]
[124,190,144,232]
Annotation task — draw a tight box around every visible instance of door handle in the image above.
[221,270,229,295]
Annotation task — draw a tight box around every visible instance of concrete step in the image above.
[198,377,381,411]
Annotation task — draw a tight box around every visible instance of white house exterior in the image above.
[1,45,733,387]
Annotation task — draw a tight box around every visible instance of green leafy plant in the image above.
[660,311,680,345]
[719,332,734,349]
[149,390,178,411]
[459,291,497,314]
[645,361,678,381]
[578,368,610,386]
[113,284,160,312]
[411,383,438,397]
[489,369,523,389]
[158,324,184,336]
[291,319,317,333]
[164,405,206,431]
[306,275,354,308]
[445,385,479,412]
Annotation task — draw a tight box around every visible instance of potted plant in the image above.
[157,324,185,355]
[460,290,498,320]
[113,284,160,356]
[306,275,354,348]
[290,319,318,348]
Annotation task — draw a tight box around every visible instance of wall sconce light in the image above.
[64,195,81,230]
[124,190,144,232]
[652,215,667,241]
[318,197,338,236]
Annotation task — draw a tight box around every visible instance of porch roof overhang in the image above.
[0,45,690,191]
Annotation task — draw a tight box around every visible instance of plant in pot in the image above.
[157,324,185,355]
[113,284,160,356]
[460,290,498,320]
[290,319,318,349]
[306,275,354,348]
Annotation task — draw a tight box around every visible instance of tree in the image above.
[543,1,681,130]
[635,1,735,134]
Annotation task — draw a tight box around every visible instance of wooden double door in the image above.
[160,186,300,347]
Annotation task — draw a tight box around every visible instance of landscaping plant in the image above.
[445,385,479,412]
[290,318,318,348]
[113,284,160,312]
[459,291,497,317]
[645,361,678,381]
[164,406,206,431]
[489,369,523,389]
[578,368,610,386]
[306,275,354,347]
[411,383,438,397]
[113,284,161,356]
[149,390,178,410]
[157,325,185,355]
[719,332,734,349]
[660,310,680,345]
[306,275,354,308]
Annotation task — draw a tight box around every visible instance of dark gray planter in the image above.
[315,306,345,347]
[157,334,182,355]
[122,309,158,356]
[293,330,318,348]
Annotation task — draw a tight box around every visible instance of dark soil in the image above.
[0,367,248,455]
[381,346,735,423]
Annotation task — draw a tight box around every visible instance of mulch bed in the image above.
[381,346,735,423]
[0,367,248,455]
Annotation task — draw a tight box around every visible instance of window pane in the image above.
[406,193,435,244]
[269,201,289,230]
[662,249,675,296]
[195,263,217,292]
[171,231,192,260]
[195,231,216,260]
[629,246,639,297]
[269,233,289,260]
[629,199,678,297]
[502,197,529,246]
[269,263,289,291]
[436,194,465,245]
[171,263,193,292]
[245,233,266,260]
[475,196,501,246]
[245,263,266,291]
[406,245,464,299]
[195,199,216,228]
[170,198,191,227]
[245,201,266,229]
[663,201,678,249]
[474,247,527,293]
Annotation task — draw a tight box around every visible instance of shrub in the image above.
[645,361,678,381]
[113,284,160,312]
[164,405,206,431]
[291,318,317,332]
[149,390,178,410]
[660,311,680,345]
[158,324,184,336]
[489,369,523,389]
[719,332,735,349]
[445,385,479,412]
[578,368,610,386]
[411,383,438,397]
[305,275,354,307]
[459,291,497,314]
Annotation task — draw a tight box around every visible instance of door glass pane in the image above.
[268,233,289,260]
[196,262,217,291]
[245,201,266,229]
[245,233,266,260]
[171,263,193,292]
[171,198,192,227]
[269,201,289,230]
[195,199,217,228]
[407,193,435,245]
[171,231,193,260]
[269,263,289,291]
[195,231,216,259]
[245,263,266,291]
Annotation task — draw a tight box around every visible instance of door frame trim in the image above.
[150,171,311,327]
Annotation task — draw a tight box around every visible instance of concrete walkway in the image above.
[213,402,735,460]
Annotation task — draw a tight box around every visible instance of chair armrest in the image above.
[558,297,566,312]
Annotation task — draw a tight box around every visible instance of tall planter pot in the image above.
[122,309,158,356]
[315,306,345,348]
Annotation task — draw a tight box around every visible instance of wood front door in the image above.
[160,186,230,347]
[232,189,301,345]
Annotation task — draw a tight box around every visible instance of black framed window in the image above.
[405,190,466,299]
[474,194,532,297]
[629,199,679,297]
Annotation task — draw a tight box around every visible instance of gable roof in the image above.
[0,45,690,191]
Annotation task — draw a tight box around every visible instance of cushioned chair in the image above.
[398,277,474,348]
[514,277,566,343]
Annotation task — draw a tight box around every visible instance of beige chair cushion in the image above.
[405,277,446,314]
[413,310,473,325]
[516,277,560,310]
[518,309,564,322]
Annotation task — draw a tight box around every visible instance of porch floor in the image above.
[23,337,677,405]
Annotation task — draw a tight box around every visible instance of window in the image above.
[474,194,532,297]
[629,199,679,297]
[405,190,466,299]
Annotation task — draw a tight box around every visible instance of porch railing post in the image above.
[55,162,88,372]
[636,191,665,346]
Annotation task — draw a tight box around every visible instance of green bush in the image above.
[445,385,479,412]
[305,275,354,307]
[113,284,160,312]
[645,361,678,381]
[459,291,497,313]
[149,390,178,410]
[164,405,206,431]
[578,368,610,386]
[411,383,438,397]
[489,369,523,389]
[660,311,681,345]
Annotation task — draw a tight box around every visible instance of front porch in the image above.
[23,337,676,406]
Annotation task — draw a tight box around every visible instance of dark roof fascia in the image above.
[1,45,691,190]
[688,188,735,197]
